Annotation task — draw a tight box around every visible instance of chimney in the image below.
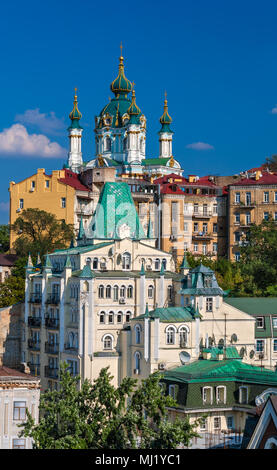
[255,170,261,180]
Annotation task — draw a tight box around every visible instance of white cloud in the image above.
[0,202,9,211]
[271,106,277,114]
[0,124,66,158]
[15,109,65,135]
[186,142,215,151]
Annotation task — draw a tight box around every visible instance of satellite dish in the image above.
[239,347,246,358]
[180,351,191,365]
[249,350,255,359]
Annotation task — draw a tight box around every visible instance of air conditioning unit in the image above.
[133,369,140,375]
[119,298,125,304]
[30,188,35,192]
[16,208,21,213]
[158,362,166,371]
[146,265,152,270]
[100,263,107,270]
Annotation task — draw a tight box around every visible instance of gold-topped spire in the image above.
[69,87,82,126]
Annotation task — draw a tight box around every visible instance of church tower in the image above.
[159,92,173,158]
[67,88,83,173]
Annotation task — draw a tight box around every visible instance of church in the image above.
[66,49,183,178]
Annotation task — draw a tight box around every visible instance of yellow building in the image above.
[8,168,97,250]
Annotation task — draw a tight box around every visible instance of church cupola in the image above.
[67,88,83,173]
[125,86,145,164]
[110,49,133,99]
[127,88,141,124]
[159,92,173,159]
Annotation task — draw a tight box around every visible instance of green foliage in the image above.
[11,208,74,258]
[0,274,25,307]
[265,155,277,172]
[19,364,200,449]
[0,225,10,253]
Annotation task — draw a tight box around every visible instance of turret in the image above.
[67,88,83,173]
[159,92,173,159]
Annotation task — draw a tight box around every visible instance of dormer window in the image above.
[204,275,213,288]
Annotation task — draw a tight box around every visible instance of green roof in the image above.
[90,182,146,240]
[133,306,196,322]
[224,297,277,315]
[141,157,170,166]
[163,357,277,385]
[52,241,114,256]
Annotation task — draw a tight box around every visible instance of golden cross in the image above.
[120,42,123,56]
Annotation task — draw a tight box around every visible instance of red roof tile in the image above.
[0,366,38,380]
[0,254,17,267]
[231,173,277,186]
[59,169,90,191]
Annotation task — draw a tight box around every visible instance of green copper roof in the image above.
[202,346,241,360]
[77,215,86,240]
[110,55,133,96]
[90,182,146,240]
[180,264,224,296]
[52,241,114,256]
[133,306,196,322]
[159,95,173,133]
[147,218,153,238]
[180,253,190,270]
[79,264,94,279]
[68,90,82,130]
[163,357,277,385]
[141,157,171,167]
[127,89,141,125]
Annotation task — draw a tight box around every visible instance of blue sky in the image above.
[1,0,277,223]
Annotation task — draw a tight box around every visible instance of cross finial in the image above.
[165,90,167,100]
[120,42,123,56]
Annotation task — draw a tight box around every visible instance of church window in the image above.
[162,259,167,270]
[108,312,114,324]
[135,325,142,344]
[206,297,213,312]
[104,136,111,151]
[179,326,188,346]
[126,311,132,322]
[127,285,133,298]
[134,351,141,371]
[148,285,154,298]
[117,312,123,323]
[99,312,105,324]
[93,258,98,269]
[113,285,119,301]
[154,259,160,270]
[106,285,111,298]
[120,286,126,298]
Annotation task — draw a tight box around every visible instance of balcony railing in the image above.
[234,201,256,208]
[192,210,212,218]
[64,343,78,353]
[45,317,60,329]
[28,363,40,376]
[44,366,59,379]
[29,293,42,303]
[27,339,40,351]
[192,232,213,240]
[46,294,60,305]
[28,316,42,327]
[45,342,59,354]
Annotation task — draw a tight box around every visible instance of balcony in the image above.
[29,293,42,303]
[44,366,59,379]
[46,294,60,305]
[28,316,41,327]
[192,210,213,219]
[64,343,78,354]
[28,339,40,351]
[192,232,213,240]
[233,201,256,209]
[45,342,59,354]
[45,317,60,329]
[28,363,40,376]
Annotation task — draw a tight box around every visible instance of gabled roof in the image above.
[224,297,277,315]
[230,173,277,186]
[59,169,90,191]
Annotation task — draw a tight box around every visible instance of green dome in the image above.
[127,89,141,125]
[68,89,82,130]
[110,56,133,97]
[159,94,173,133]
[97,96,132,128]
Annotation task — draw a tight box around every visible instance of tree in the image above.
[0,225,10,253]
[11,208,74,258]
[19,364,200,449]
[265,155,277,172]
[0,274,25,307]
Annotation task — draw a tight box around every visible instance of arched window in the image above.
[113,285,119,301]
[168,285,173,301]
[93,258,98,269]
[117,311,123,323]
[166,326,176,345]
[108,312,114,324]
[106,285,111,298]
[162,258,167,270]
[120,286,126,298]
[99,311,105,324]
[127,285,133,298]
[179,326,188,347]
[83,281,89,292]
[86,257,91,266]
[122,252,131,270]
[148,285,154,299]
[98,285,104,299]
[105,136,111,152]
[134,351,141,371]
[103,334,113,350]
[126,311,132,322]
[135,324,142,344]
[155,259,160,270]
